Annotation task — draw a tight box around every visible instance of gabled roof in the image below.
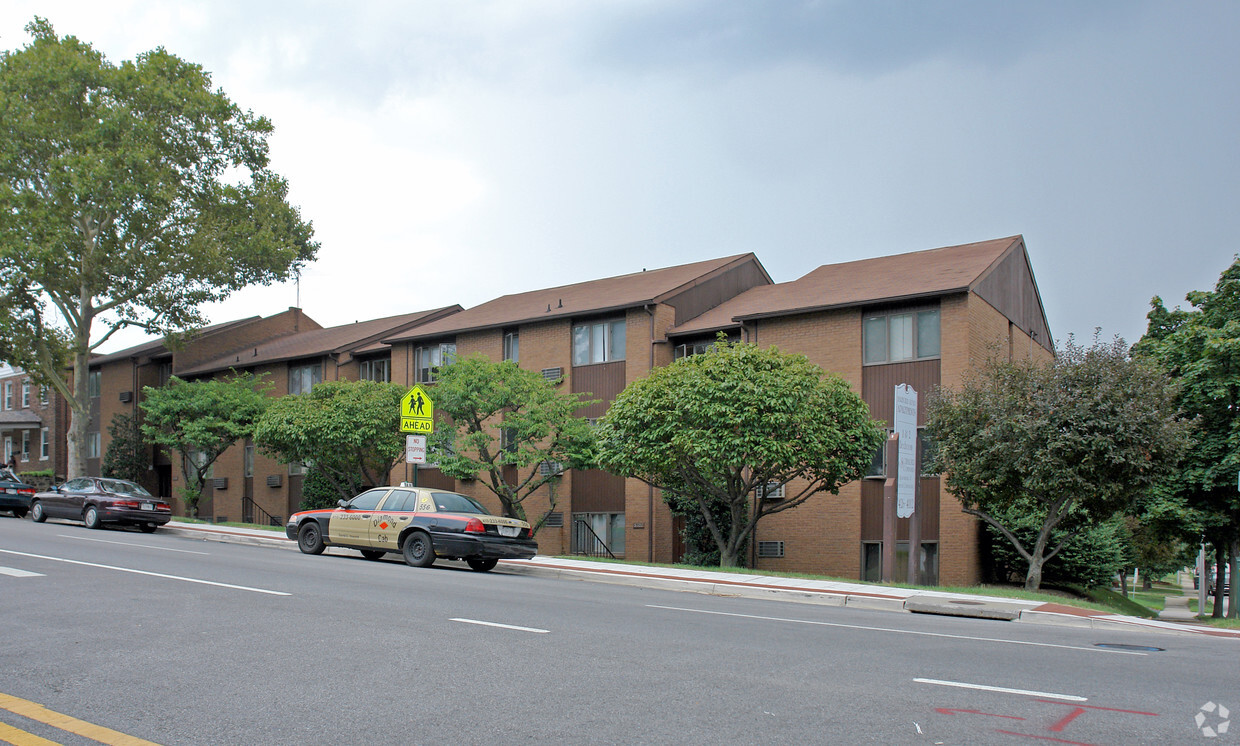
[670,236,1047,340]
[90,317,262,366]
[178,308,458,376]
[385,254,765,343]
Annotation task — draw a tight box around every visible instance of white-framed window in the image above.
[3,436,10,462]
[572,319,626,366]
[414,342,456,383]
[40,428,49,460]
[21,380,30,408]
[673,333,739,360]
[760,481,785,500]
[289,461,308,476]
[572,512,626,556]
[187,449,213,479]
[87,370,102,398]
[503,330,519,363]
[863,308,940,365]
[3,382,11,410]
[87,431,101,459]
[21,431,30,461]
[359,358,390,383]
[289,362,322,395]
[39,385,49,406]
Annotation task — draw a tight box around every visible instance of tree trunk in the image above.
[1228,536,1238,620]
[1213,544,1226,619]
[1118,569,1129,598]
[67,344,91,480]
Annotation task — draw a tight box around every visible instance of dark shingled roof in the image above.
[178,308,458,376]
[669,236,1023,336]
[90,317,262,365]
[385,254,763,343]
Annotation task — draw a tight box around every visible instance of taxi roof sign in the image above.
[400,385,435,434]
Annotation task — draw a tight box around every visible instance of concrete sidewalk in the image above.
[164,521,1240,639]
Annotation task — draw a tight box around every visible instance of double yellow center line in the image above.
[0,693,160,746]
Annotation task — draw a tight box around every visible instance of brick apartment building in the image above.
[77,235,1052,586]
[0,362,70,482]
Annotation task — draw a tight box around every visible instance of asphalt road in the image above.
[0,515,1235,745]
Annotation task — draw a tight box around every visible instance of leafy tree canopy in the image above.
[1135,255,1240,617]
[0,18,317,478]
[426,355,598,531]
[140,373,272,515]
[927,336,1190,590]
[254,380,406,505]
[596,339,884,568]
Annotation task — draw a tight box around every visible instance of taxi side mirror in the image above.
[337,499,349,508]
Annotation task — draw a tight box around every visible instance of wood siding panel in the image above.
[860,477,940,541]
[973,244,1053,351]
[665,260,771,326]
[572,468,626,512]
[862,359,941,425]
[571,361,626,419]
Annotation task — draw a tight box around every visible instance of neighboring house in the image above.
[381,253,775,558]
[173,307,461,523]
[0,362,70,482]
[666,235,1053,585]
[87,308,322,506]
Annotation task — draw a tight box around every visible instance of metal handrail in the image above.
[242,496,283,527]
[571,519,616,558]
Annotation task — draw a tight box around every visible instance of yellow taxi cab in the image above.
[285,484,537,572]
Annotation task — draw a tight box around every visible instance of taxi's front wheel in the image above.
[297,522,326,555]
[402,531,436,568]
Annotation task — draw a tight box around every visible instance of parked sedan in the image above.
[30,477,172,532]
[286,485,538,571]
[0,468,36,518]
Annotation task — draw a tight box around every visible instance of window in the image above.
[88,370,101,398]
[860,541,939,585]
[187,449,213,479]
[760,481,785,500]
[572,319,625,366]
[244,444,254,478]
[21,431,29,461]
[157,362,172,387]
[3,382,10,410]
[359,358,390,382]
[289,461,308,476]
[573,512,625,556]
[346,489,387,511]
[503,330,519,363]
[865,428,935,478]
[288,363,322,395]
[380,489,415,512]
[21,380,30,408]
[40,428,49,460]
[87,432,101,459]
[863,308,940,364]
[415,342,456,383]
[674,333,741,360]
[39,385,49,406]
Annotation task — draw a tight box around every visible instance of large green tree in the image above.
[140,373,272,516]
[926,337,1189,590]
[1135,256,1240,618]
[0,19,317,479]
[426,355,597,532]
[596,339,884,568]
[254,380,407,505]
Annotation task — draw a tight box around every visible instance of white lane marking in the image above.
[0,549,289,596]
[914,677,1087,702]
[58,534,210,555]
[0,566,43,578]
[450,618,550,634]
[646,605,1148,656]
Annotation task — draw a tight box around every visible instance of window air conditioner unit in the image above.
[538,461,565,477]
[266,474,283,488]
[757,541,785,558]
[213,477,228,490]
[119,391,133,403]
[541,367,563,382]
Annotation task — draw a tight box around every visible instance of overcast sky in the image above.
[3,1,1237,354]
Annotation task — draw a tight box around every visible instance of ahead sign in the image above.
[400,385,434,434]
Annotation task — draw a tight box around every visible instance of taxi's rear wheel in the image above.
[402,531,435,568]
[467,558,498,572]
[360,549,384,561]
[297,522,326,555]
[139,523,158,533]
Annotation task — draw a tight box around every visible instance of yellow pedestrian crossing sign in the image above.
[400,385,435,434]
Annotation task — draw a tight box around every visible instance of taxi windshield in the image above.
[431,492,488,515]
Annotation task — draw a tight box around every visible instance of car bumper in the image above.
[0,494,31,511]
[100,508,172,526]
[431,532,539,561]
